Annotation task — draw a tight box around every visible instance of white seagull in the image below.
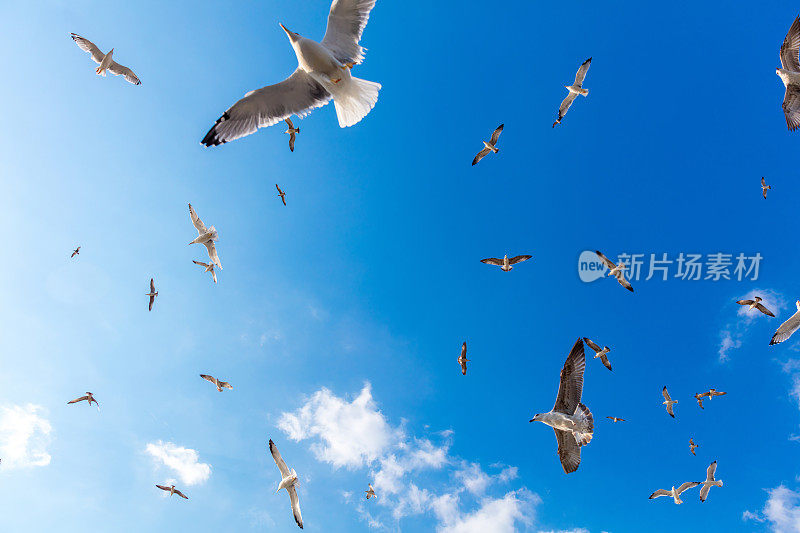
[472,124,504,166]
[762,177,772,199]
[200,374,233,392]
[192,260,218,284]
[70,33,141,85]
[662,386,677,418]
[529,338,594,474]
[583,337,612,371]
[269,439,303,529]
[285,119,300,152]
[147,278,158,311]
[188,203,222,270]
[480,254,532,272]
[553,58,591,127]
[736,296,775,317]
[68,392,99,409]
[649,481,701,505]
[699,461,723,502]
[778,16,800,131]
[201,0,381,146]
[595,250,634,292]
[155,484,189,499]
[365,484,377,499]
[770,300,800,345]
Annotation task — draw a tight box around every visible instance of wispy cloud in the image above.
[0,404,52,469]
[432,489,538,533]
[145,441,211,486]
[744,485,800,531]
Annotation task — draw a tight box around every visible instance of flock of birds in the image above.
[49,2,800,528]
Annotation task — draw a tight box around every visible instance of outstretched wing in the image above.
[321,0,378,65]
[472,147,491,166]
[489,124,504,144]
[70,33,105,63]
[594,250,616,270]
[780,16,800,71]
[706,461,717,482]
[201,70,331,146]
[756,303,776,317]
[615,273,634,292]
[771,309,800,345]
[662,386,672,402]
[736,299,755,306]
[188,204,207,234]
[782,85,800,132]
[269,439,291,477]
[149,294,155,311]
[574,57,592,86]
[287,485,303,529]
[508,255,531,265]
[108,61,141,85]
[289,131,296,152]
[480,258,503,266]
[553,339,585,414]
[200,374,217,385]
[649,489,671,499]
[219,380,233,390]
[150,278,155,292]
[68,395,88,404]
[554,428,581,474]
[155,484,170,491]
[193,260,210,268]
[174,489,189,499]
[676,481,701,494]
[582,337,602,354]
[556,93,578,122]
[460,359,467,375]
[598,354,613,371]
[204,241,222,270]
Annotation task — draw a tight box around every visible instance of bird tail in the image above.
[573,403,593,446]
[332,76,381,128]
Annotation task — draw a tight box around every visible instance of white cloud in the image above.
[145,441,211,486]
[432,489,537,533]
[718,330,742,362]
[0,404,52,468]
[745,485,800,531]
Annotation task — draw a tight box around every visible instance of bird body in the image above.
[458,342,469,375]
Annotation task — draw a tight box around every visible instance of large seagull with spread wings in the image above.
[201,0,381,146]
[778,16,800,131]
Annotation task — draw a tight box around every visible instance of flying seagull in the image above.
[200,374,233,392]
[192,260,217,284]
[276,184,287,206]
[771,300,800,345]
[583,337,612,371]
[689,438,699,456]
[147,278,158,311]
[68,392,99,409]
[269,439,303,529]
[594,250,634,292]
[458,342,469,375]
[778,16,800,131]
[472,124,504,166]
[155,484,188,499]
[365,484,377,499]
[188,203,222,269]
[696,389,727,404]
[662,386,677,418]
[606,416,626,423]
[529,338,594,474]
[762,177,772,199]
[694,392,706,410]
[736,296,775,317]
[649,482,701,505]
[201,0,381,146]
[699,461,723,502]
[70,33,141,85]
[71,246,81,258]
[480,254,532,272]
[553,58,591,127]
[285,119,300,152]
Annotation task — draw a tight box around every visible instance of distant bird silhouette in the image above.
[68,392,99,408]
[276,184,287,206]
[662,386,677,418]
[71,246,81,258]
[480,254,532,272]
[458,342,469,375]
[156,484,188,499]
[146,278,158,311]
[285,119,300,152]
[736,296,775,317]
[761,177,772,199]
[689,438,699,456]
[606,416,625,423]
[553,58,591,127]
[472,124,503,166]
[200,374,233,392]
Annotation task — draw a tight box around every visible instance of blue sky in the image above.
[2,0,800,531]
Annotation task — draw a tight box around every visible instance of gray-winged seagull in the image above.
[269,439,303,529]
[285,119,300,152]
[200,374,233,392]
[771,300,800,345]
[689,438,699,456]
[472,124,503,166]
[70,33,141,85]
[736,296,775,317]
[762,177,772,199]
[155,484,188,499]
[649,482,701,505]
[192,260,217,284]
[553,58,591,127]
[699,461,723,502]
[276,184,287,206]
[662,386,677,418]
[480,254,532,272]
[778,16,800,130]
[188,203,222,270]
[595,251,634,292]
[583,337,613,371]
[68,392,99,408]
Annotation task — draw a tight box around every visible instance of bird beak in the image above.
[279,23,292,37]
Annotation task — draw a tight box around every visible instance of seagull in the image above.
[480,254,532,272]
[155,484,189,499]
[147,278,158,311]
[594,251,634,292]
[694,392,706,410]
[736,296,775,317]
[649,482,701,505]
[365,484,377,499]
[689,438,699,456]
[529,339,594,474]
[762,177,772,199]
[458,342,469,376]
[771,300,800,345]
[606,416,626,423]
[662,386,677,418]
[200,374,233,392]
[697,389,727,403]
[582,337,612,371]
[269,439,303,529]
[276,184,287,206]
[201,0,381,146]
[192,260,217,284]
[472,124,504,166]
[68,392,99,409]
[699,461,723,502]
[778,16,800,131]
[71,246,80,258]
[553,58,591,127]
[70,33,141,85]
[285,119,300,152]
[188,203,222,269]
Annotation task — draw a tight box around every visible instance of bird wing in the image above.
[573,57,592,86]
[508,254,532,265]
[696,396,705,409]
[557,93,578,121]
[269,439,291,477]
[460,359,467,375]
[204,240,222,270]
[489,124,504,144]
[200,374,217,385]
[480,258,504,266]
[107,61,141,85]
[771,309,800,345]
[461,342,467,358]
[188,204,207,235]
[70,33,105,63]
[736,299,755,305]
[211,269,218,283]
[174,489,189,499]
[781,16,800,71]
[762,177,767,187]
[764,187,769,199]
[155,484,170,491]
[554,429,581,474]
[599,354,612,371]
[615,272,634,292]
[666,403,675,417]
[193,260,210,268]
[756,303,776,317]
[276,184,283,194]
[287,485,304,529]
[582,337,602,354]
[706,461,717,482]
[594,250,616,270]
[321,0,378,65]
[782,85,800,131]
[662,387,672,402]
[219,381,233,389]
[553,338,585,414]
[201,69,331,146]
[285,118,294,129]
[289,131,296,152]
[150,278,155,292]
[649,489,671,499]
[68,395,88,404]
[677,481,701,495]
[699,484,711,502]
[149,294,154,311]
[472,147,491,166]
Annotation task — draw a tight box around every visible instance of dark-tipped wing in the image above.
[649,489,671,499]
[756,303,776,317]
[736,299,755,306]
[289,131,296,152]
[582,337,602,353]
[781,16,800,71]
[574,57,592,86]
[155,484,170,491]
[472,147,491,166]
[556,93,578,122]
[150,278,155,292]
[68,395,88,404]
[594,250,616,270]
[677,481,701,494]
[287,485,303,528]
[771,309,800,345]
[460,359,467,375]
[554,429,581,474]
[149,294,154,311]
[662,386,672,402]
[508,254,532,265]
[321,0,378,65]
[598,354,612,371]
[174,489,189,499]
[480,258,504,266]
[108,61,141,85]
[552,339,585,414]
[461,342,466,358]
[783,85,800,131]
[200,374,217,385]
[615,274,634,292]
[201,70,331,146]
[188,204,207,234]
[489,124,504,144]
[706,460,717,482]
[70,33,104,63]
[269,439,291,477]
